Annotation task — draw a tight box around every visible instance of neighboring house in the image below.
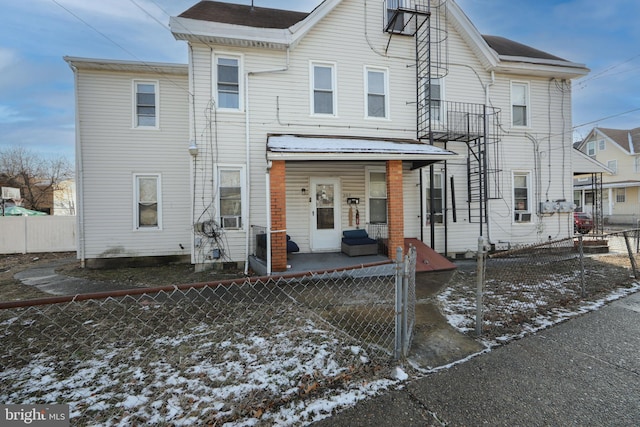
[574,127,640,224]
[0,174,53,214]
[67,0,588,271]
[53,179,77,216]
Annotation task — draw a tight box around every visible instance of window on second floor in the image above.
[311,62,336,116]
[634,156,640,173]
[607,160,618,175]
[386,0,405,33]
[426,78,443,122]
[134,81,158,128]
[586,141,596,157]
[511,82,529,127]
[365,67,388,119]
[598,139,606,151]
[216,56,240,110]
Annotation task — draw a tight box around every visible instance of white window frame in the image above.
[364,66,389,119]
[607,160,618,175]
[510,81,530,128]
[423,77,444,124]
[310,61,337,117]
[513,171,532,223]
[586,141,596,157]
[134,174,162,230]
[598,139,606,151]
[385,0,409,33]
[213,53,243,111]
[133,80,159,129]
[216,164,246,231]
[365,166,387,224]
[424,169,445,225]
[616,187,626,203]
[634,156,640,173]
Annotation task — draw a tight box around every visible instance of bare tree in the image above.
[0,146,73,213]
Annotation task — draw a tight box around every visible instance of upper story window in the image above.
[367,168,387,224]
[134,81,158,128]
[607,160,618,175]
[311,62,336,116]
[513,171,531,223]
[365,67,388,119]
[426,78,443,122]
[511,81,529,127]
[598,139,606,151]
[134,174,161,230]
[216,56,241,110]
[635,156,640,173]
[386,0,405,33]
[586,141,596,157]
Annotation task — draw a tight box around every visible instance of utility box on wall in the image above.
[539,201,555,214]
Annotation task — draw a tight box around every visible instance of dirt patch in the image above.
[0,252,244,302]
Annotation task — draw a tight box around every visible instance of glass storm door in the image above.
[310,178,341,251]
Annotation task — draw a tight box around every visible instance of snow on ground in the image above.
[1,269,639,425]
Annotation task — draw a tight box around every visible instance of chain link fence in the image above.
[1,250,416,426]
[440,230,640,340]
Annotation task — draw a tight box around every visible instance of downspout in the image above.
[244,48,290,276]
[484,71,495,247]
[68,62,85,267]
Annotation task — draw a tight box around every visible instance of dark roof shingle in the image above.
[179,1,308,29]
[482,35,566,62]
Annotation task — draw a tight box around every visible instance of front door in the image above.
[310,178,341,251]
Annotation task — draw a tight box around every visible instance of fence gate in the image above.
[395,246,417,359]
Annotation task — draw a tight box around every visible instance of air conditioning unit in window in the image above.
[221,216,241,229]
[514,212,531,222]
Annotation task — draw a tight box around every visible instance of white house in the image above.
[66,0,589,271]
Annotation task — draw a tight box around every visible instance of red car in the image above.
[574,212,593,234]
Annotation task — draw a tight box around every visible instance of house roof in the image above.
[572,148,613,175]
[170,0,587,77]
[482,35,565,62]
[64,56,188,75]
[594,127,640,153]
[266,134,458,163]
[178,1,308,29]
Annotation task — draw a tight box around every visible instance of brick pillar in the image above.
[386,160,404,258]
[270,160,288,272]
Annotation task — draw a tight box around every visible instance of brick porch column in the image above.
[386,160,404,258]
[270,160,288,272]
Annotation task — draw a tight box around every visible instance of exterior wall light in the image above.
[188,142,198,157]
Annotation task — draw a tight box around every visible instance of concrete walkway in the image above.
[313,291,640,426]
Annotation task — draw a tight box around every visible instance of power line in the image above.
[573,107,640,130]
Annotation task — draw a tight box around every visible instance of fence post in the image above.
[623,231,639,279]
[476,237,484,337]
[394,246,404,360]
[577,234,586,298]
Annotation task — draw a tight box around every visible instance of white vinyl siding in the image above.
[310,62,336,116]
[133,80,158,128]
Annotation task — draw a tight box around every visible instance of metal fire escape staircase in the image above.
[386,1,502,243]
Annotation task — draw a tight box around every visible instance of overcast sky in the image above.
[1,0,638,160]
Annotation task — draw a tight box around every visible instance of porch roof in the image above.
[266,134,458,162]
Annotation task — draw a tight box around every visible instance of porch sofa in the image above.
[341,229,378,257]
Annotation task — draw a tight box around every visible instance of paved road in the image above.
[313,291,640,426]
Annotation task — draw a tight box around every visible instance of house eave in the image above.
[494,57,589,79]
[63,56,188,75]
[170,16,293,49]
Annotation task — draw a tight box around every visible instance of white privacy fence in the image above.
[0,216,76,254]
